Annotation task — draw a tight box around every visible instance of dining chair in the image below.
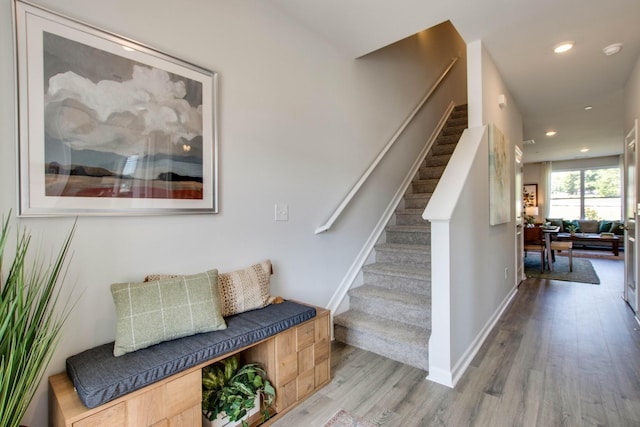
[524,226,546,272]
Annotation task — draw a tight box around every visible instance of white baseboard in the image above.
[429,284,518,388]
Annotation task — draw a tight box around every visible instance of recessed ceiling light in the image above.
[603,43,622,56]
[584,105,593,110]
[554,42,574,54]
[580,148,590,153]
[545,130,557,137]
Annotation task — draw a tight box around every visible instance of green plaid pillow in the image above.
[111,269,226,356]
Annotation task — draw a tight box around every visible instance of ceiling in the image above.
[271,0,640,163]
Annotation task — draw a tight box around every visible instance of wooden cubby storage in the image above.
[49,306,330,427]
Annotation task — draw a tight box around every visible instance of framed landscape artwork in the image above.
[488,124,511,225]
[14,0,218,216]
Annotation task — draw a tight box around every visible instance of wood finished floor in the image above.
[272,258,640,426]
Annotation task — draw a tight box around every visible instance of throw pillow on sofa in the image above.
[609,221,624,235]
[578,220,599,234]
[111,269,226,357]
[599,221,614,234]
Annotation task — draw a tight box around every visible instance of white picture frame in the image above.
[14,0,218,216]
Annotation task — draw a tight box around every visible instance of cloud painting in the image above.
[42,32,204,199]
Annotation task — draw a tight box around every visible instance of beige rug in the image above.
[324,409,376,427]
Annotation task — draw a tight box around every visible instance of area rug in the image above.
[570,248,623,260]
[524,256,600,284]
[324,409,376,427]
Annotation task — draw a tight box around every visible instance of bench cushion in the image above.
[66,300,316,409]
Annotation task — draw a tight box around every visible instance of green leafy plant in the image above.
[0,212,76,427]
[566,224,578,234]
[202,355,276,427]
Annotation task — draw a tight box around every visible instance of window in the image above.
[549,167,621,220]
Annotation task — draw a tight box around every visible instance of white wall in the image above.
[451,41,522,367]
[0,1,466,424]
[626,55,640,130]
[427,40,522,384]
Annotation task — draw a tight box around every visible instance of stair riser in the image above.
[423,156,449,168]
[349,296,431,328]
[395,212,428,226]
[434,135,460,146]
[363,271,430,295]
[418,166,445,180]
[385,229,431,245]
[403,196,430,209]
[412,180,438,193]
[442,125,466,136]
[376,248,431,269]
[431,144,455,156]
[445,117,467,127]
[334,325,429,371]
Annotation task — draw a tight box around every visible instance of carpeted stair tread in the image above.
[333,311,429,346]
[395,208,429,226]
[362,262,429,279]
[441,125,466,136]
[349,285,430,308]
[446,117,467,127]
[404,192,433,200]
[412,178,439,186]
[374,243,431,269]
[434,135,462,145]
[375,242,430,254]
[385,224,430,233]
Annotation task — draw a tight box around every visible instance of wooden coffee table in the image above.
[554,232,619,256]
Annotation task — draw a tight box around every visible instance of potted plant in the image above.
[566,224,578,236]
[202,355,276,427]
[0,213,76,427]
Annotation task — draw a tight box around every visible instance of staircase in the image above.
[333,104,468,371]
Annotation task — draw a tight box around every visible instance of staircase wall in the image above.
[424,41,524,387]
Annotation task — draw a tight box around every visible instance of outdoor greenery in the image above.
[550,167,621,220]
[551,168,620,197]
[202,355,275,427]
[0,213,76,427]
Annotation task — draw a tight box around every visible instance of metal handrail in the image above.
[315,56,459,234]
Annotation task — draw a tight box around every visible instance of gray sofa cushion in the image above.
[66,300,316,409]
[578,220,599,234]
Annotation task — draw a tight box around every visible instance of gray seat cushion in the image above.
[66,300,316,409]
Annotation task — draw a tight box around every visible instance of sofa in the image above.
[546,218,624,251]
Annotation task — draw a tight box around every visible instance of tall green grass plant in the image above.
[0,213,76,427]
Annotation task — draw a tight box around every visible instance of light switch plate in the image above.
[275,204,289,221]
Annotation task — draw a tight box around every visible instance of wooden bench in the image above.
[49,305,330,427]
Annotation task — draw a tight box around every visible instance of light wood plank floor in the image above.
[272,258,640,426]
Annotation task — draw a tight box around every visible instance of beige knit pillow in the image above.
[218,260,274,316]
[144,260,274,317]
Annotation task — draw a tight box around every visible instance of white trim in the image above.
[444,285,518,387]
[326,102,456,316]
